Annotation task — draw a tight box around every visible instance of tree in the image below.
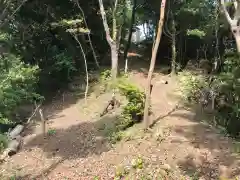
[163,5,178,75]
[75,0,100,69]
[221,0,240,52]
[123,0,137,67]
[143,0,167,128]
[98,0,119,80]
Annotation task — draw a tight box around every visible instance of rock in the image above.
[8,125,24,139]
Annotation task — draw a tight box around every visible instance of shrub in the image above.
[0,133,8,153]
[177,70,208,103]
[0,54,41,122]
[179,52,240,138]
[98,72,146,143]
[0,32,41,125]
[211,52,240,137]
[117,81,146,130]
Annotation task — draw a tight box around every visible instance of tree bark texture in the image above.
[143,0,167,128]
[98,0,118,79]
[123,0,137,61]
[171,18,177,75]
[221,0,240,52]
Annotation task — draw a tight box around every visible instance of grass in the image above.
[47,128,57,136]
[112,156,180,180]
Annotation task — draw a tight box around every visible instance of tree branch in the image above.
[0,0,28,28]
[98,0,114,45]
[233,0,238,10]
[72,33,89,103]
[0,0,13,22]
[220,0,233,24]
[76,0,100,68]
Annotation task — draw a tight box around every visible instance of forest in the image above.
[0,0,240,179]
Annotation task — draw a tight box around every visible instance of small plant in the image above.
[108,131,124,144]
[93,176,100,180]
[131,156,144,169]
[114,166,129,179]
[47,128,56,136]
[100,69,112,81]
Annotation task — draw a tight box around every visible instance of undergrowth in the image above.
[98,70,146,143]
[0,133,8,153]
[178,51,240,138]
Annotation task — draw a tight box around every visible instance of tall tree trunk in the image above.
[98,0,118,79]
[234,35,240,52]
[123,0,137,62]
[171,18,177,75]
[221,0,240,53]
[143,0,167,128]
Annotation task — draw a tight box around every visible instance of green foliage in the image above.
[117,81,145,130]
[131,156,144,169]
[97,73,145,143]
[0,49,40,123]
[93,176,100,180]
[179,52,240,138]
[100,69,112,81]
[51,18,90,34]
[108,131,124,144]
[114,166,129,179]
[187,29,206,39]
[178,71,208,103]
[47,128,57,136]
[52,50,76,80]
[0,133,8,153]
[211,53,240,137]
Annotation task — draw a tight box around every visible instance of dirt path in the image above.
[1,72,240,180]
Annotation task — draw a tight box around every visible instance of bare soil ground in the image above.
[1,71,240,180]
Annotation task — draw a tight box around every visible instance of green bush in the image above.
[179,51,240,138]
[117,81,146,130]
[212,52,240,137]
[0,32,41,125]
[177,70,208,103]
[100,69,112,81]
[0,133,8,153]
[0,54,40,122]
[52,48,77,80]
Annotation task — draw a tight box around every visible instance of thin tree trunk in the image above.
[98,0,118,79]
[143,23,147,38]
[111,43,118,79]
[124,57,128,73]
[171,18,177,75]
[72,34,89,103]
[0,0,29,28]
[220,0,240,53]
[143,0,167,129]
[123,0,137,62]
[234,35,240,52]
[76,1,100,69]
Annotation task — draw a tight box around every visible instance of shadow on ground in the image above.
[16,115,118,179]
[168,107,240,179]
